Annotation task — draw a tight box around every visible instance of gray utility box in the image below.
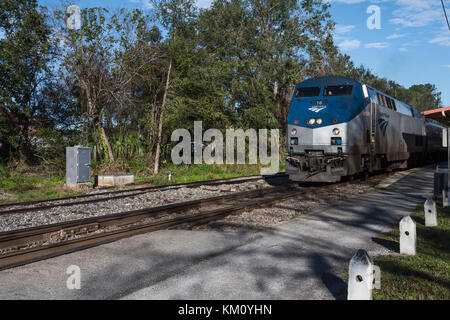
[66,146,91,185]
[434,165,449,196]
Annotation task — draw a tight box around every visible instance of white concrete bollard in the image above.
[348,249,374,300]
[424,197,438,227]
[443,189,449,207]
[399,216,416,255]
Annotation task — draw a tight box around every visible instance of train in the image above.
[286,76,446,182]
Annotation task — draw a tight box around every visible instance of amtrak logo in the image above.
[377,118,389,136]
[309,100,328,113]
[308,106,327,113]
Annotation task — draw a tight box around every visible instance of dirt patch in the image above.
[0,192,17,202]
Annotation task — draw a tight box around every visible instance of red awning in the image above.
[422,107,450,126]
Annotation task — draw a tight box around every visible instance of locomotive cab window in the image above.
[295,87,321,98]
[323,85,353,96]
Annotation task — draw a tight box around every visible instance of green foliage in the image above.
[0,0,55,162]
[0,0,444,174]
[150,163,266,185]
[111,131,146,160]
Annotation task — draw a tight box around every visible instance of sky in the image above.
[39,0,450,106]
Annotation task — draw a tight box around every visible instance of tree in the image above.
[196,0,335,129]
[0,0,54,163]
[55,7,163,164]
[406,84,442,111]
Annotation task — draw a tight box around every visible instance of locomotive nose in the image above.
[288,97,348,129]
[288,122,346,149]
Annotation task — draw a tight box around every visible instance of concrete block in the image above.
[400,216,416,256]
[424,197,438,227]
[113,174,134,186]
[96,174,134,187]
[348,249,374,300]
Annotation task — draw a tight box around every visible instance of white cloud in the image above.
[335,25,356,34]
[429,36,450,46]
[444,65,450,69]
[364,42,390,49]
[390,0,443,27]
[399,47,407,51]
[386,33,406,39]
[338,39,361,50]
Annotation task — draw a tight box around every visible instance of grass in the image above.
[148,163,274,186]
[372,199,450,300]
[0,169,84,203]
[0,161,285,203]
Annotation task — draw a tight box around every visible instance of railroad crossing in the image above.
[0,166,435,299]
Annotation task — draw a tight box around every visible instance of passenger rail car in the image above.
[286,76,446,182]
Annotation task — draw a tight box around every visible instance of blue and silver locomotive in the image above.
[286,76,445,182]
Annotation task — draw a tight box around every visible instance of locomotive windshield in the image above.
[324,85,353,97]
[295,86,321,98]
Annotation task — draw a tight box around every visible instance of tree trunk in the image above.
[153,59,172,175]
[95,108,114,163]
[99,122,115,162]
[85,86,115,163]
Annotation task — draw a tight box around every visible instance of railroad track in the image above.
[0,173,288,216]
[0,184,302,271]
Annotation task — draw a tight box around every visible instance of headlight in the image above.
[316,118,323,125]
[291,129,297,136]
[333,128,340,135]
[308,118,316,125]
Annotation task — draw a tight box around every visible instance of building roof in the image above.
[422,107,450,127]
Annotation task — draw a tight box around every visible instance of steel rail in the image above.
[0,186,277,242]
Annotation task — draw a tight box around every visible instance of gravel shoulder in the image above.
[193,173,393,233]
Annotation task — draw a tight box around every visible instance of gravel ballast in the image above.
[0,180,269,232]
